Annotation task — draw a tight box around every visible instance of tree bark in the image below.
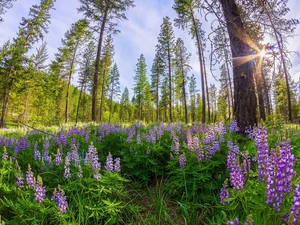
[65,41,79,124]
[219,0,257,134]
[92,7,108,122]
[191,11,206,124]
[167,43,173,122]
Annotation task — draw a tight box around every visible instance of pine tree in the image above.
[133,54,147,120]
[157,16,175,122]
[107,63,121,123]
[78,0,134,122]
[99,35,114,123]
[173,0,206,123]
[189,74,198,123]
[120,87,130,122]
[0,0,55,128]
[173,38,191,124]
[76,41,95,123]
[0,0,16,22]
[150,51,164,121]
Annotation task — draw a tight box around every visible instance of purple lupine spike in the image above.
[105,152,114,172]
[34,176,46,204]
[114,158,121,172]
[229,120,239,132]
[55,149,63,166]
[63,155,71,179]
[227,218,239,225]
[2,146,8,160]
[52,185,68,214]
[179,154,186,170]
[16,166,24,189]
[33,142,41,161]
[255,127,269,182]
[26,164,35,188]
[220,179,230,205]
[289,185,300,224]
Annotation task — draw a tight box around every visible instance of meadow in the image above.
[0,119,299,225]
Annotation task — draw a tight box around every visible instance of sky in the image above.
[0,0,299,96]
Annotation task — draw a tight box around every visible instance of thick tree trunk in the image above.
[219,0,257,134]
[92,7,108,122]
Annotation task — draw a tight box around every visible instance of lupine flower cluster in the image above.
[55,149,63,166]
[229,120,239,132]
[220,179,230,205]
[34,176,46,204]
[58,130,68,147]
[289,185,300,224]
[63,155,71,179]
[227,141,244,190]
[105,152,121,173]
[254,127,269,182]
[266,138,295,212]
[51,185,68,214]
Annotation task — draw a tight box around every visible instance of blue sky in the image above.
[0,0,299,96]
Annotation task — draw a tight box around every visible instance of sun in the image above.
[260,49,266,57]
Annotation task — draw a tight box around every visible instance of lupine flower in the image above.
[146,148,151,155]
[43,140,49,151]
[26,164,35,188]
[227,218,239,225]
[59,131,68,147]
[266,138,295,212]
[33,142,41,161]
[77,165,83,178]
[229,120,239,132]
[105,152,114,172]
[255,127,269,182]
[55,149,63,166]
[84,131,89,143]
[16,165,24,189]
[2,146,8,160]
[289,185,300,225]
[179,154,186,170]
[244,214,254,225]
[94,170,101,180]
[136,132,141,145]
[227,142,244,190]
[34,176,46,204]
[220,179,230,205]
[114,158,121,172]
[52,185,68,214]
[63,155,71,179]
[170,153,174,161]
[43,149,50,163]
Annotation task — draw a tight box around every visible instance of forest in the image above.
[0,0,300,224]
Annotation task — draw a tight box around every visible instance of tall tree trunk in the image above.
[261,69,271,116]
[0,76,13,128]
[191,11,206,123]
[225,49,234,120]
[99,67,107,123]
[255,69,266,121]
[201,42,210,123]
[265,7,292,121]
[219,0,257,134]
[109,89,114,123]
[92,7,108,122]
[65,41,79,124]
[156,70,159,122]
[167,44,173,122]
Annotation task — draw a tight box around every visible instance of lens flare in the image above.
[260,50,266,57]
